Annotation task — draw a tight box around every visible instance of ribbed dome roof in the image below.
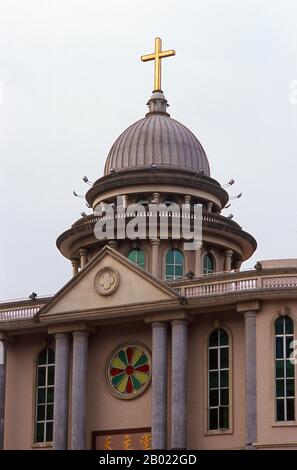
[104,92,210,176]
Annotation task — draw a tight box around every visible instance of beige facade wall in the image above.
[256,300,297,449]
[187,311,245,449]
[4,333,53,450]
[86,322,152,449]
[4,298,297,449]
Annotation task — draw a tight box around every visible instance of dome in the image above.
[104,92,210,176]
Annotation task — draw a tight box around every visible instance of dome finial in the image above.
[141,37,176,92]
[146,91,170,116]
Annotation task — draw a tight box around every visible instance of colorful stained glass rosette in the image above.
[106,345,151,399]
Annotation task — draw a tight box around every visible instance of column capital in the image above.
[71,258,80,266]
[243,311,257,319]
[150,238,160,246]
[224,249,233,257]
[206,201,213,212]
[79,248,88,256]
[54,333,70,340]
[152,192,160,203]
[72,330,90,339]
[237,300,261,313]
[145,311,191,324]
[151,321,168,329]
[171,319,189,326]
[48,322,96,335]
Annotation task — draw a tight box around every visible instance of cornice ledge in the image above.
[144,310,192,324]
[237,300,261,313]
[48,321,96,335]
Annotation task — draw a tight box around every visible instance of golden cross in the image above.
[141,37,176,92]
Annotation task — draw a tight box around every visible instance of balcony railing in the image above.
[170,272,297,297]
[0,296,52,323]
[0,306,41,322]
[0,272,296,323]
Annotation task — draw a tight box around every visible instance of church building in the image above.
[1,38,297,450]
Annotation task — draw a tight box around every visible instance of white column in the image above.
[151,239,160,278]
[53,334,70,449]
[71,259,80,277]
[171,320,188,449]
[79,248,88,269]
[194,246,202,277]
[71,331,89,450]
[0,340,7,450]
[151,322,168,449]
[244,311,257,449]
[224,249,233,272]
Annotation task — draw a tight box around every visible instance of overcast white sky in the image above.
[0,0,297,300]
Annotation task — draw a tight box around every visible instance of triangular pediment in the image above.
[38,246,179,322]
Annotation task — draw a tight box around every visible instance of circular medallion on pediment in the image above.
[94,267,120,296]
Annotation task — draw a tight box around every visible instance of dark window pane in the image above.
[38,350,47,365]
[209,371,218,389]
[166,265,174,276]
[37,405,45,421]
[209,330,219,347]
[220,389,229,406]
[128,250,137,263]
[219,407,229,429]
[137,250,145,266]
[219,329,228,346]
[285,316,294,334]
[276,337,284,359]
[175,250,183,265]
[38,367,46,387]
[276,360,284,378]
[286,336,294,359]
[46,404,54,421]
[209,349,218,370]
[276,399,285,421]
[275,317,284,335]
[47,387,54,403]
[286,360,294,378]
[286,379,295,397]
[287,398,295,421]
[220,348,229,369]
[204,255,214,274]
[46,422,53,442]
[47,366,55,386]
[37,388,46,404]
[166,250,174,264]
[220,370,229,387]
[47,349,55,364]
[209,409,218,430]
[175,265,183,277]
[36,422,44,443]
[209,389,219,407]
[276,379,284,397]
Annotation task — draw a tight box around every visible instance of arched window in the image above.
[35,348,55,443]
[203,254,215,275]
[128,249,145,269]
[274,316,295,421]
[208,328,230,430]
[165,249,184,280]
